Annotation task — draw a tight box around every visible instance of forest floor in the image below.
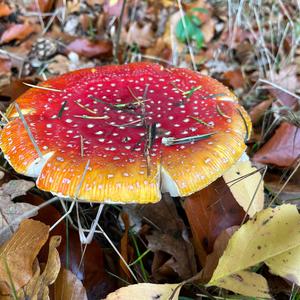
[0,0,300,299]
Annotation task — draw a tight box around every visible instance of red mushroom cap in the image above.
[0,62,251,203]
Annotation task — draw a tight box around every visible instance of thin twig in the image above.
[114,0,127,63]
[241,166,268,225]
[259,79,300,103]
[15,103,43,159]
[22,82,64,93]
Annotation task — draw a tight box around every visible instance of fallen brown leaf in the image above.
[26,194,116,299]
[124,194,196,280]
[17,235,61,299]
[223,69,245,89]
[0,22,38,44]
[253,122,300,167]
[0,219,49,295]
[200,226,238,282]
[66,38,112,58]
[119,213,134,281]
[53,268,88,300]
[184,178,244,266]
[28,0,55,13]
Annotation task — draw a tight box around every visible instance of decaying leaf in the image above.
[0,179,35,200]
[0,179,37,244]
[223,160,264,217]
[17,235,61,299]
[124,194,196,280]
[0,219,49,295]
[104,283,181,300]
[53,268,88,300]
[209,204,300,289]
[184,178,244,266]
[253,122,300,167]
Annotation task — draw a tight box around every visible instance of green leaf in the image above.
[190,14,201,26]
[175,14,204,49]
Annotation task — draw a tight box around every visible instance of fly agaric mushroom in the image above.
[0,62,251,203]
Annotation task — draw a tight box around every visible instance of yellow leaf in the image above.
[265,245,300,285]
[209,204,300,285]
[214,270,270,298]
[105,283,181,300]
[0,219,49,295]
[223,160,264,217]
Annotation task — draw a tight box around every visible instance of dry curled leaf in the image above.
[253,122,300,167]
[17,235,61,299]
[0,219,49,295]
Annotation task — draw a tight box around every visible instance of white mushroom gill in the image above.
[160,166,180,197]
[26,151,55,177]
